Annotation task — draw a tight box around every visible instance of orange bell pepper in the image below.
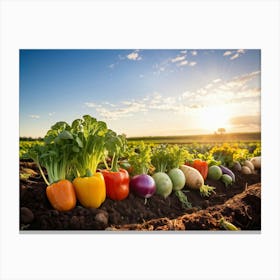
[46,179,76,211]
[73,172,106,208]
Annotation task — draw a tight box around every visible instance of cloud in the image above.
[230,53,240,60]
[223,49,246,60]
[178,60,188,66]
[48,112,55,116]
[229,115,260,130]
[223,51,232,56]
[29,115,40,119]
[85,70,260,121]
[189,61,197,66]
[171,55,186,63]
[85,102,101,108]
[191,50,197,56]
[127,50,142,61]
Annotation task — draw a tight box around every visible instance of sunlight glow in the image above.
[198,105,232,133]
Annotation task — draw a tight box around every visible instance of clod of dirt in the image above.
[20,207,34,224]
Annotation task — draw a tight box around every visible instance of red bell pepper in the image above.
[192,159,208,180]
[101,168,130,201]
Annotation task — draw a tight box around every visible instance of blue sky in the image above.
[20,49,261,137]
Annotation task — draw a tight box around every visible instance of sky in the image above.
[19,49,261,138]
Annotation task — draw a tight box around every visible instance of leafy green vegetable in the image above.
[70,115,109,177]
[128,141,152,175]
[104,131,127,172]
[27,121,79,185]
[151,145,169,173]
[166,145,190,170]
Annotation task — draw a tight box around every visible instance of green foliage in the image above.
[128,141,152,175]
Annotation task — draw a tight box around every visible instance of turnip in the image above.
[233,161,242,171]
[168,168,185,191]
[241,166,252,174]
[130,174,156,198]
[152,172,173,198]
[219,165,235,182]
[207,165,223,180]
[244,160,254,172]
[250,156,261,169]
[221,174,233,188]
[179,165,215,197]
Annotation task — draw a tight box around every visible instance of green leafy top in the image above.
[70,115,109,176]
[104,131,127,172]
[165,145,190,170]
[128,141,152,175]
[27,121,81,185]
[151,145,169,173]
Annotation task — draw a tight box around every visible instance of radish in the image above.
[168,168,185,191]
[207,165,222,180]
[219,165,235,182]
[241,166,252,174]
[179,165,215,197]
[152,172,173,198]
[250,156,261,169]
[244,160,254,172]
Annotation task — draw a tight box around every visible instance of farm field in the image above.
[127,132,261,144]
[19,118,261,231]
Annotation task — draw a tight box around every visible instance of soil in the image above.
[20,161,261,231]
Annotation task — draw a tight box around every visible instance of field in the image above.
[20,131,261,231]
[127,132,261,144]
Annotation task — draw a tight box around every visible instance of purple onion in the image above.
[219,165,235,182]
[130,174,156,198]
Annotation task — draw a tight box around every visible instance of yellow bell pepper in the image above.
[73,172,106,208]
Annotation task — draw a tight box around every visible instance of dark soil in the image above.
[20,161,261,231]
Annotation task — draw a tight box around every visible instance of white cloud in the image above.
[230,53,240,60]
[178,60,188,66]
[189,61,197,66]
[223,51,232,56]
[85,102,102,108]
[48,112,55,116]
[127,50,142,61]
[171,55,186,63]
[29,115,40,119]
[224,49,246,60]
[213,78,221,83]
[191,50,197,56]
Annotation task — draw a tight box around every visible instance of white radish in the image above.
[179,165,204,190]
[179,165,215,197]
[250,156,261,169]
[244,160,255,172]
[241,166,252,174]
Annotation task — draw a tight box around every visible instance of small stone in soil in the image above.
[95,212,108,227]
[20,207,34,224]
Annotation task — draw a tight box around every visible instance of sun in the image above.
[198,105,232,133]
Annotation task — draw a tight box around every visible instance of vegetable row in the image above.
[26,115,261,212]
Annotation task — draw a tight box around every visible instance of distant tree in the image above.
[217,128,226,135]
